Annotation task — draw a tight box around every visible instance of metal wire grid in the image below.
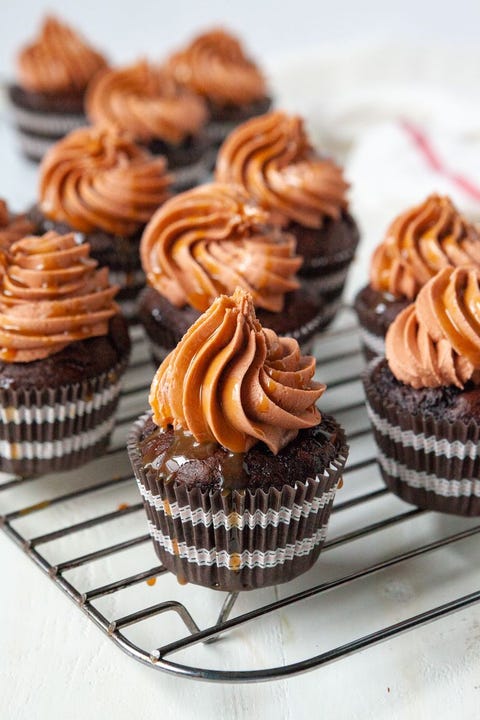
[1,308,480,683]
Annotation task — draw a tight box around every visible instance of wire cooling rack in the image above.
[1,307,480,683]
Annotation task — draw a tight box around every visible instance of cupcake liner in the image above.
[205,120,239,146]
[0,356,128,476]
[128,413,348,591]
[170,153,213,192]
[11,104,86,138]
[364,358,480,516]
[16,131,58,162]
[359,327,386,360]
[108,268,146,320]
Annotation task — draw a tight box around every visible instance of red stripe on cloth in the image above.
[400,119,480,203]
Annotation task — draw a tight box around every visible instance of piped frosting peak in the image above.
[149,288,325,454]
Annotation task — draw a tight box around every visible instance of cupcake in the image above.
[128,288,348,591]
[138,182,326,363]
[0,230,130,476]
[216,111,360,328]
[166,28,271,146]
[8,15,108,162]
[86,61,210,190]
[364,266,480,516]
[354,194,480,360]
[36,125,172,318]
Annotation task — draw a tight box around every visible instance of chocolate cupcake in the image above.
[8,15,108,162]
[36,125,171,318]
[167,28,271,147]
[0,230,130,476]
[364,266,480,516]
[137,182,326,363]
[216,111,359,328]
[86,61,210,190]
[128,288,348,591]
[354,194,480,360]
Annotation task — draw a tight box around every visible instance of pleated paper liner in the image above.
[128,413,348,592]
[0,355,129,476]
[363,358,480,516]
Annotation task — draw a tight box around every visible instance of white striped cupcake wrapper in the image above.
[359,327,386,359]
[128,412,348,591]
[12,105,86,138]
[363,357,480,516]
[0,356,128,476]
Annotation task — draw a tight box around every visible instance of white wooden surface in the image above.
[2,41,480,720]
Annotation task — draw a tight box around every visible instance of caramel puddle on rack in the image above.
[117,502,129,511]
[146,577,157,587]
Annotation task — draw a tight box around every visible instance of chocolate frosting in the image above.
[149,288,325,454]
[371,194,480,300]
[86,60,208,145]
[216,111,349,228]
[39,126,171,236]
[167,28,266,107]
[0,231,120,363]
[386,266,480,389]
[17,15,107,94]
[140,182,302,312]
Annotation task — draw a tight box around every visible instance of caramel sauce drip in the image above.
[140,425,249,490]
[216,111,349,228]
[140,182,302,312]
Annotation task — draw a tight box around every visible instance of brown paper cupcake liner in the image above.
[0,356,129,476]
[128,413,348,591]
[363,358,480,516]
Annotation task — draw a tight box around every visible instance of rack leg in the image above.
[204,591,240,645]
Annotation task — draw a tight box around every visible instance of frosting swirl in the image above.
[0,200,35,255]
[167,28,267,107]
[149,288,325,454]
[386,266,480,389]
[39,126,171,236]
[86,61,208,145]
[0,231,120,363]
[216,111,349,228]
[140,183,302,312]
[371,194,480,300]
[17,15,107,95]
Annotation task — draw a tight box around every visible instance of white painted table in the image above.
[2,45,480,720]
